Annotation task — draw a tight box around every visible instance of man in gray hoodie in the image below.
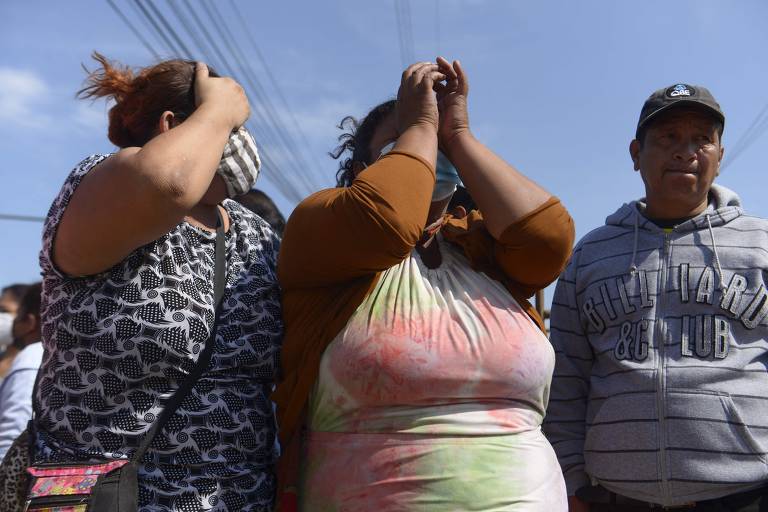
[545,84,768,511]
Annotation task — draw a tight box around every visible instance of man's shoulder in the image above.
[574,223,630,251]
[729,212,768,229]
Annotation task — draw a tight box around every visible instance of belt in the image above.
[577,484,767,510]
[576,486,694,509]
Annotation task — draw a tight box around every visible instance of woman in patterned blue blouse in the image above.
[34,53,283,511]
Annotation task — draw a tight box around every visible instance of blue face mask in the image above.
[378,142,463,202]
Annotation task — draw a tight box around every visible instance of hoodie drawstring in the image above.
[629,214,639,275]
[707,214,727,292]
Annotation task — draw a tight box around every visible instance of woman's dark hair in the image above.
[1,283,29,304]
[329,99,396,187]
[78,52,219,148]
[235,189,286,236]
[17,282,42,319]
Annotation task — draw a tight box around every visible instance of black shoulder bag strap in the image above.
[130,208,227,465]
[29,211,226,457]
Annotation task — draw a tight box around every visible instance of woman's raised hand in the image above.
[396,62,445,136]
[435,57,470,151]
[194,62,250,130]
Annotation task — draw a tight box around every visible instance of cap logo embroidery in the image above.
[668,84,693,97]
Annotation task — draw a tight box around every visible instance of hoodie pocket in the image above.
[583,392,661,486]
[666,389,768,497]
[666,389,768,464]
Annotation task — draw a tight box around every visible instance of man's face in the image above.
[630,108,724,219]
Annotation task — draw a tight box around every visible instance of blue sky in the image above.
[2,1,768,305]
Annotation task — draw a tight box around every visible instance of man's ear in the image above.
[716,145,725,176]
[629,139,641,171]
[157,111,177,134]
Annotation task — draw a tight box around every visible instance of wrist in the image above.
[194,102,237,132]
[442,129,474,160]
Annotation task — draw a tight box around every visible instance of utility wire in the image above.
[109,0,309,204]
[142,0,194,59]
[722,103,768,170]
[190,0,313,197]
[133,0,182,57]
[403,0,415,62]
[175,0,307,202]
[0,214,45,223]
[435,0,440,56]
[128,0,171,58]
[166,0,216,61]
[228,0,326,187]
[163,0,305,203]
[106,0,160,60]
[395,0,416,67]
[202,0,320,192]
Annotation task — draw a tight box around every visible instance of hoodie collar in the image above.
[609,184,742,291]
[606,183,743,233]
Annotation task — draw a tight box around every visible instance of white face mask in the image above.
[0,312,14,349]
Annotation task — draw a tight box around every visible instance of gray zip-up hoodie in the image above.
[544,184,768,506]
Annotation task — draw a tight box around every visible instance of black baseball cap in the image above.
[636,83,725,139]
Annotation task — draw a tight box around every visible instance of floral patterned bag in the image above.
[25,460,131,511]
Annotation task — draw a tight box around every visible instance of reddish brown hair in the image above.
[78,52,218,148]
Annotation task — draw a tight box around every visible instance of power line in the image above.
[228,0,325,187]
[202,0,320,192]
[142,0,194,59]
[403,0,415,62]
[174,0,308,202]
[166,0,215,60]
[435,0,440,56]
[107,0,312,204]
[394,0,416,68]
[133,0,182,58]
[722,103,768,170]
[0,213,45,223]
[187,0,315,199]
[105,0,160,60]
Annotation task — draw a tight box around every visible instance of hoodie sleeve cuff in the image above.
[565,470,591,496]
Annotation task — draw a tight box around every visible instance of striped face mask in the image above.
[216,127,261,198]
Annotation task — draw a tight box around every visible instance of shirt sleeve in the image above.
[278,151,435,288]
[542,245,593,495]
[40,154,111,278]
[0,367,38,461]
[494,197,575,298]
[442,197,575,300]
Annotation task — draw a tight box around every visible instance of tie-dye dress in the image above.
[299,237,567,511]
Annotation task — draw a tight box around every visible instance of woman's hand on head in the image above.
[435,57,470,151]
[396,62,444,135]
[194,62,250,130]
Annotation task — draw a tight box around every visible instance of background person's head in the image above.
[11,282,41,347]
[0,283,30,348]
[0,284,29,317]
[235,189,286,236]
[629,84,725,219]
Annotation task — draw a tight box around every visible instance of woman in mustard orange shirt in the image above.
[275,58,574,511]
